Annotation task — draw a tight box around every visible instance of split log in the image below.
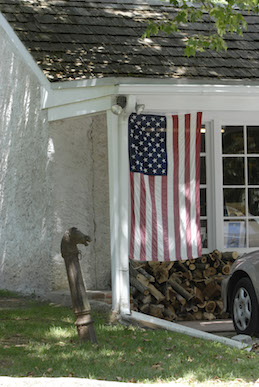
[130,276,149,296]
[186,304,199,313]
[177,261,190,273]
[205,300,216,314]
[216,300,224,313]
[193,263,210,270]
[203,281,221,299]
[136,273,165,302]
[164,306,177,320]
[222,264,231,275]
[153,265,169,284]
[131,263,155,283]
[193,287,204,303]
[165,286,177,302]
[201,256,207,263]
[193,311,203,320]
[203,267,217,277]
[140,304,150,314]
[197,301,207,309]
[203,312,216,321]
[149,304,164,318]
[210,250,222,260]
[176,294,187,306]
[137,294,152,304]
[192,269,203,279]
[222,251,239,261]
[169,272,182,284]
[168,276,193,301]
[130,286,138,297]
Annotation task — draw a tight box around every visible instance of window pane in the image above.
[200,156,206,184]
[224,220,246,248]
[222,126,244,154]
[248,188,259,216]
[200,188,207,216]
[247,126,259,154]
[223,157,244,185]
[224,188,246,216]
[200,219,207,248]
[249,220,259,247]
[248,157,259,185]
[201,126,206,153]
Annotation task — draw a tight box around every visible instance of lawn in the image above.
[0,290,258,385]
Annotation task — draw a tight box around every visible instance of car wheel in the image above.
[231,277,259,336]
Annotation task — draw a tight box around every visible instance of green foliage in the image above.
[144,0,259,56]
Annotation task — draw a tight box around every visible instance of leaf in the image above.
[152,362,163,369]
[26,371,35,377]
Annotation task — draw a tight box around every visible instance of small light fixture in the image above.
[135,103,145,115]
[111,104,123,115]
[111,95,127,115]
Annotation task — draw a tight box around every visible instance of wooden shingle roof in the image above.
[1,0,259,82]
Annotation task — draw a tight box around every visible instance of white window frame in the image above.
[211,112,259,254]
[201,120,215,255]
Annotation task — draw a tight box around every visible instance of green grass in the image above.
[0,290,258,385]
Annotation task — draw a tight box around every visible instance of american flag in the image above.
[129,112,202,261]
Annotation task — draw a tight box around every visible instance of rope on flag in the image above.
[128,112,202,261]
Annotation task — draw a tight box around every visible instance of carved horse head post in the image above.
[61,227,97,343]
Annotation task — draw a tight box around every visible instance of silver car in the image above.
[222,250,259,336]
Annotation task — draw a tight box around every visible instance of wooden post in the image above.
[61,227,97,344]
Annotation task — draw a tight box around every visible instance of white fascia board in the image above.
[118,82,259,96]
[47,95,112,121]
[50,77,118,90]
[0,12,50,92]
[116,82,259,113]
[44,75,259,120]
[43,84,117,109]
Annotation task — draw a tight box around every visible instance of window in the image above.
[222,125,259,248]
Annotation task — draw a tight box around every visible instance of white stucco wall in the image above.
[48,113,111,291]
[0,26,52,295]
[0,25,111,295]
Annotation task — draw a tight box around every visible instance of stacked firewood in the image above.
[130,250,239,321]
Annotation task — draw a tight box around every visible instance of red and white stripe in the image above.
[129,112,202,261]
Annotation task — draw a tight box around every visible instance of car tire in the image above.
[231,277,259,337]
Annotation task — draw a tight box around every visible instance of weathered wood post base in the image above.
[61,227,97,344]
[75,313,97,343]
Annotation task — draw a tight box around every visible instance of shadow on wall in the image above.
[48,113,111,292]
[0,29,52,295]
[0,27,111,296]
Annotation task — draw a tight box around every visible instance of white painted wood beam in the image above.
[107,111,120,312]
[118,114,131,315]
[47,96,112,121]
[43,85,117,109]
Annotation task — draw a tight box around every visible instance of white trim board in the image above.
[47,96,112,121]
[123,311,251,351]
[43,85,117,110]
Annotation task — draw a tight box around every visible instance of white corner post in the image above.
[107,110,130,314]
[117,113,131,315]
[107,111,120,312]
